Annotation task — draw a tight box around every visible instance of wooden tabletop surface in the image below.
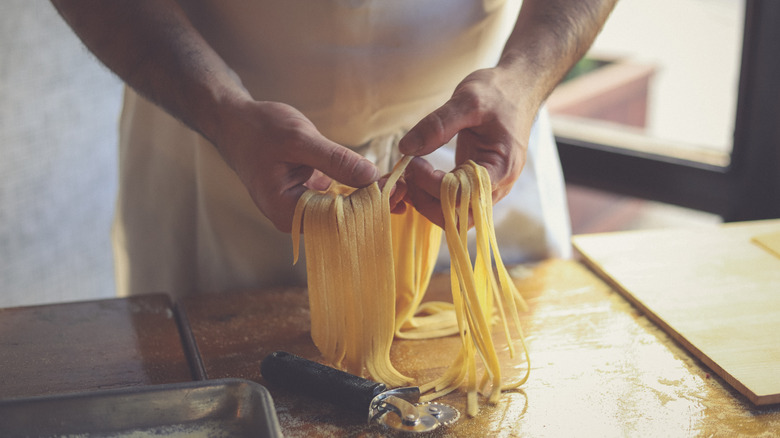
[180,259,780,437]
[2,260,778,436]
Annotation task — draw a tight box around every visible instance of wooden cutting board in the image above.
[573,219,780,406]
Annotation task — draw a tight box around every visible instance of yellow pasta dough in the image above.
[418,161,530,416]
[292,157,529,416]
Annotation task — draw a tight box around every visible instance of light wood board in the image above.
[573,219,780,406]
[754,231,780,259]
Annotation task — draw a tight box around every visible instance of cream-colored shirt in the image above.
[112,0,571,298]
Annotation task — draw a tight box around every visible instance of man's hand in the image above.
[398,67,533,227]
[51,0,380,233]
[213,99,379,233]
[398,0,617,227]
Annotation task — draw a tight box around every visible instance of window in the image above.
[553,0,780,222]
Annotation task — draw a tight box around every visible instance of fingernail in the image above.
[355,160,379,185]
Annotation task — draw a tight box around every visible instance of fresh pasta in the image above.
[418,161,530,416]
[292,157,530,416]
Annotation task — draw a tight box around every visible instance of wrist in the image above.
[489,60,547,124]
[194,73,252,147]
[497,49,560,111]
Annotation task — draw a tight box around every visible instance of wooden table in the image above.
[2,260,778,436]
[180,260,780,437]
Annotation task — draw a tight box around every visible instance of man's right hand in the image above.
[212,99,380,233]
[51,0,379,234]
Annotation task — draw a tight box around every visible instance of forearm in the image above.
[50,0,247,142]
[499,0,618,109]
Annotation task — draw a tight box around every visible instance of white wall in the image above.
[0,1,122,307]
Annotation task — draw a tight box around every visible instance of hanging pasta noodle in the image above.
[292,157,413,387]
[417,161,530,417]
[391,205,461,340]
[292,157,530,417]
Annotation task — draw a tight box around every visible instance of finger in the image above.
[390,200,407,215]
[405,157,445,200]
[404,157,446,227]
[304,169,332,191]
[272,184,309,233]
[406,182,444,227]
[398,94,480,156]
[297,134,379,188]
[388,177,407,209]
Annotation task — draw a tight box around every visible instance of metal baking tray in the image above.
[0,378,283,437]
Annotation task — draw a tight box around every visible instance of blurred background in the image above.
[552,0,743,234]
[1,0,121,307]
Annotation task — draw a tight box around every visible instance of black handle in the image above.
[260,351,386,416]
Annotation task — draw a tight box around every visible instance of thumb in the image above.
[399,96,479,156]
[300,137,379,188]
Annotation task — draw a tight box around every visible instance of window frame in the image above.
[555,0,780,222]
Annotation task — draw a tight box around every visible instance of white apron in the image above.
[112,0,571,299]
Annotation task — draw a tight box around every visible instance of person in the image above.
[51,0,618,299]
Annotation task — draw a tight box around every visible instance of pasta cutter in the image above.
[260,351,460,433]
